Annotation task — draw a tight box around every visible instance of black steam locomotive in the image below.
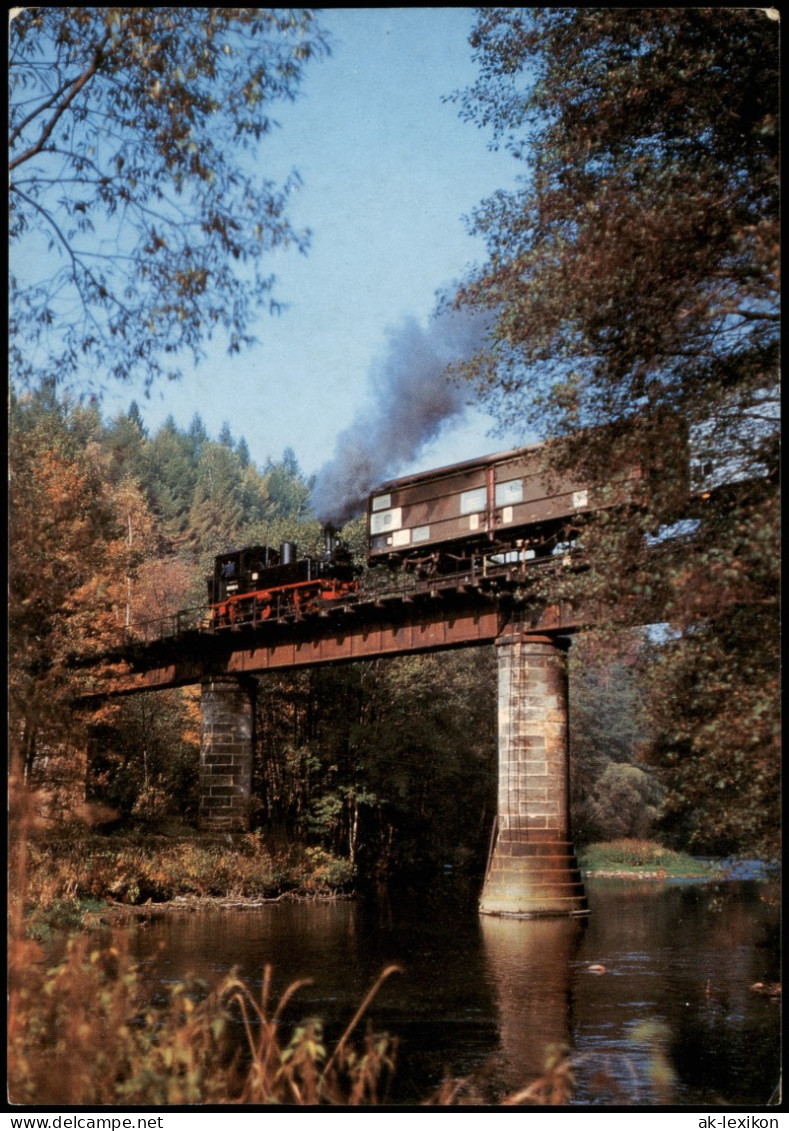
[206,529,358,629]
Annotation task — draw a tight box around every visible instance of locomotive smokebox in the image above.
[280,541,297,565]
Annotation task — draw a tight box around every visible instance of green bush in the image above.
[577,839,721,876]
[301,846,356,892]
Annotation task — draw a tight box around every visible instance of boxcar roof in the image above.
[370,440,548,495]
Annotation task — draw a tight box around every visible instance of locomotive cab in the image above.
[206,531,360,629]
[206,544,280,606]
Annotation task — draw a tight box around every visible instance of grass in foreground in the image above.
[8,927,400,1106]
[8,930,676,1106]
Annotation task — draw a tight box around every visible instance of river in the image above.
[129,876,781,1107]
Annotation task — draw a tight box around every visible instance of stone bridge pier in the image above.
[199,676,256,831]
[479,627,588,917]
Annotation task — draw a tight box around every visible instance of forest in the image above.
[10,387,677,900]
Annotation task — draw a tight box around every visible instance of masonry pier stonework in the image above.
[479,627,588,917]
[190,614,587,910]
[199,676,256,831]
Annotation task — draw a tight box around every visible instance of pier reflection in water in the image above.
[479,915,585,1095]
[130,879,780,1106]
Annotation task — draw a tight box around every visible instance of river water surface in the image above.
[130,876,780,1107]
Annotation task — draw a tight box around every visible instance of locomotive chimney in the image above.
[280,541,297,565]
[323,525,336,561]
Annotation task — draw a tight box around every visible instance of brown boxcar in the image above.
[366,440,642,569]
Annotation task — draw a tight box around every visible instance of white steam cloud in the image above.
[311,307,489,527]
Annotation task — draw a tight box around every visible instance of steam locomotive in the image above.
[206,529,358,629]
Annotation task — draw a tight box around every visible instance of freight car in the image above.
[206,530,358,628]
[366,440,648,574]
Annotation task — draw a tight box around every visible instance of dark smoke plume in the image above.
[311,306,489,527]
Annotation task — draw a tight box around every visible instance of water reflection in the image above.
[128,879,780,1106]
[480,916,585,1093]
[134,902,378,1012]
[572,881,782,1105]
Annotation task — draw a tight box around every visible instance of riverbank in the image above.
[577,838,728,880]
[14,830,776,939]
[13,825,357,939]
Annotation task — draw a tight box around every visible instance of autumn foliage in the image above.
[452,8,780,857]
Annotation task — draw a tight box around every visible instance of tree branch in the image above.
[9,31,111,175]
[9,74,82,149]
[10,185,130,328]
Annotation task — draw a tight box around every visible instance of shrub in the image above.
[18,832,356,920]
[577,839,720,876]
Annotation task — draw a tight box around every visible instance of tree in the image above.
[87,689,201,821]
[8,391,128,792]
[188,441,245,554]
[186,414,209,461]
[351,652,498,878]
[237,464,273,530]
[568,632,661,845]
[236,437,251,469]
[141,418,200,543]
[9,8,328,393]
[584,763,663,843]
[263,450,314,520]
[111,477,158,631]
[252,651,498,881]
[103,407,148,485]
[453,9,779,856]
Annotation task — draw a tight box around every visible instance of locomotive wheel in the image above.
[229,599,253,628]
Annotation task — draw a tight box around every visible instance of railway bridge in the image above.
[91,558,603,918]
[65,423,748,924]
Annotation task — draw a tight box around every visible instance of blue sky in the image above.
[101,8,529,481]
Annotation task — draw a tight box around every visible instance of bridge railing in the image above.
[122,549,577,647]
[124,605,210,646]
